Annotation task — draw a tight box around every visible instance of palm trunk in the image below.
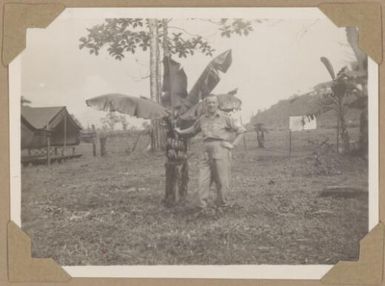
[339,113,350,154]
[162,19,189,206]
[337,97,350,154]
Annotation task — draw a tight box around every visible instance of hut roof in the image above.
[21,106,82,149]
[21,106,82,130]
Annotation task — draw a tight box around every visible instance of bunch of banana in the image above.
[166,138,185,150]
[166,137,187,161]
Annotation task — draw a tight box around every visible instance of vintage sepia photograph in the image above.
[9,7,378,279]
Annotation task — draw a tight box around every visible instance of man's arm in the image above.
[231,132,245,147]
[175,125,197,136]
[175,118,201,137]
[222,130,245,150]
[223,115,246,149]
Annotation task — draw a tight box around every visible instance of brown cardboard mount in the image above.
[2,2,65,65]
[0,1,384,285]
[321,223,384,285]
[319,2,382,64]
[7,221,71,282]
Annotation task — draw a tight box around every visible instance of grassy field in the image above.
[21,128,368,265]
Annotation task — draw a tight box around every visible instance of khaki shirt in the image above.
[193,110,246,142]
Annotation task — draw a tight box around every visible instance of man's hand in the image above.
[173,125,197,136]
[174,127,182,135]
[221,141,234,150]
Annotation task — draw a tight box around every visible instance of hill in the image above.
[249,93,361,130]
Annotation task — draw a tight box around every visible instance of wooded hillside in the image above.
[249,93,361,130]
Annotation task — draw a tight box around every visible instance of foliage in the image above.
[80,18,256,150]
[218,18,254,37]
[310,65,367,117]
[101,112,127,130]
[142,121,152,132]
[120,115,128,130]
[306,55,368,154]
[79,18,254,60]
[327,27,368,111]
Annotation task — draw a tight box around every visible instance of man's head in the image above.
[204,94,219,115]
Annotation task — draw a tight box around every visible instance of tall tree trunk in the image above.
[156,20,166,150]
[156,22,162,105]
[162,20,169,56]
[162,19,174,118]
[149,19,161,150]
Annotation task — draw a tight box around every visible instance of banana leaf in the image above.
[185,49,232,109]
[161,56,188,109]
[86,93,169,120]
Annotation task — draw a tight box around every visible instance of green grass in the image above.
[21,128,368,265]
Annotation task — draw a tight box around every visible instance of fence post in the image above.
[92,125,97,157]
[336,119,340,153]
[240,116,247,151]
[46,120,51,166]
[289,129,292,157]
[46,135,51,166]
[100,135,107,157]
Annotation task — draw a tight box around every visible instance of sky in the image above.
[20,8,356,129]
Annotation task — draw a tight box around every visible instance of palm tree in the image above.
[307,27,367,154]
[309,57,367,154]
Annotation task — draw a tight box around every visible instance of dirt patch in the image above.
[319,187,367,199]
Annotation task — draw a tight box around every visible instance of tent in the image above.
[21,106,82,150]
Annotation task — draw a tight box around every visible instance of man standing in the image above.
[254,123,267,148]
[175,94,245,209]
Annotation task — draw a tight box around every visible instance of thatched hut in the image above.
[21,106,82,149]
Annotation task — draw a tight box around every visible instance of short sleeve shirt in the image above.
[193,110,246,141]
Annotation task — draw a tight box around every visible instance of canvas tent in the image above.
[21,106,82,150]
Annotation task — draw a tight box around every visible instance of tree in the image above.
[142,121,151,131]
[309,57,367,154]
[119,115,128,130]
[81,18,256,207]
[101,111,121,131]
[307,27,367,155]
[79,18,255,59]
[79,18,254,149]
[345,27,368,155]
